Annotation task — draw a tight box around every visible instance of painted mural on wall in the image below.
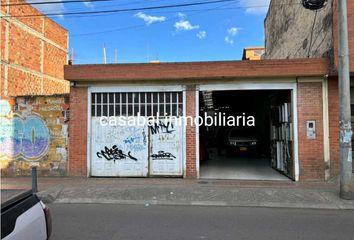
[0,96,69,176]
[0,114,50,159]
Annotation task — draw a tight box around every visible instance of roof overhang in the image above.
[64,58,330,83]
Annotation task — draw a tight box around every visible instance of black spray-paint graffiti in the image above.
[97,145,137,163]
[142,130,147,146]
[149,121,175,135]
[150,151,176,160]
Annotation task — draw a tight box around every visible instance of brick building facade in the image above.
[64,58,336,181]
[0,0,69,97]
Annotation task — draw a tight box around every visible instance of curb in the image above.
[53,198,354,210]
[37,185,64,204]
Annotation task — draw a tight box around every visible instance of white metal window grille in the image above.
[91,92,183,117]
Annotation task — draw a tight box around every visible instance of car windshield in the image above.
[229,128,255,138]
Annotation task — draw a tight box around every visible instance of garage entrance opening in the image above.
[199,90,294,181]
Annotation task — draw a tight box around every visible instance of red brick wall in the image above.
[328,77,340,177]
[8,24,42,71]
[297,82,325,180]
[1,64,6,98]
[44,43,67,79]
[0,0,69,98]
[7,68,42,95]
[1,0,44,32]
[69,87,88,176]
[185,86,197,178]
[44,17,68,48]
[348,0,354,72]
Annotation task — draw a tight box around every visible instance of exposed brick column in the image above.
[297,82,324,181]
[185,85,197,178]
[69,87,88,176]
[328,77,340,178]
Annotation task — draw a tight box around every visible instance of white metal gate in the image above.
[149,118,183,176]
[90,90,184,177]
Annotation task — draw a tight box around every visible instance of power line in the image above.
[70,2,300,37]
[0,2,300,40]
[307,9,318,58]
[52,0,168,14]
[3,0,112,7]
[70,1,243,37]
[6,0,240,18]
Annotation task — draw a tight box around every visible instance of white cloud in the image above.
[174,20,199,31]
[197,31,207,39]
[227,27,240,36]
[225,36,234,45]
[239,0,270,15]
[134,12,166,25]
[177,12,186,18]
[83,0,94,8]
[224,27,240,45]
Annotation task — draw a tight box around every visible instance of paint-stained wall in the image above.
[0,96,69,176]
[264,0,333,60]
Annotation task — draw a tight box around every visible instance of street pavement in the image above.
[49,204,354,240]
[2,177,354,209]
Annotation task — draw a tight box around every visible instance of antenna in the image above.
[69,48,74,65]
[115,48,118,63]
[72,48,74,63]
[103,44,107,64]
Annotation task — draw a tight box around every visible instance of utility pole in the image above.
[338,0,353,200]
[71,48,74,64]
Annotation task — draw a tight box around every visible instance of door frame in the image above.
[87,85,185,177]
[198,82,299,181]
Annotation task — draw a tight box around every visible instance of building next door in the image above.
[89,89,184,177]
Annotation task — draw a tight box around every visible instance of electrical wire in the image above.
[5,0,241,18]
[70,0,240,37]
[3,0,112,7]
[51,0,169,14]
[0,2,301,40]
[307,10,318,58]
[0,0,302,45]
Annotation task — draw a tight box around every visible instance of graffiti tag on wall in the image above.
[150,151,176,160]
[0,115,50,160]
[123,129,147,152]
[149,121,175,135]
[96,145,137,163]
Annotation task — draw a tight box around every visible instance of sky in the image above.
[31,0,271,64]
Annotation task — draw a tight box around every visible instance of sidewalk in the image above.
[1,177,354,209]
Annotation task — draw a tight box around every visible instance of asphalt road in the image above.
[50,204,354,240]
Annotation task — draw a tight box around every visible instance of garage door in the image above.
[90,91,183,177]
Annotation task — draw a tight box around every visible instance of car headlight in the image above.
[251,141,257,145]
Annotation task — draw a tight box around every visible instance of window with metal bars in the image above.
[91,92,183,117]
